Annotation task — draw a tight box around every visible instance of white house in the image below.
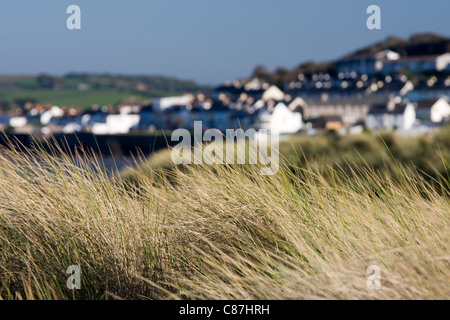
[262,85,285,102]
[365,102,416,130]
[254,101,302,134]
[40,106,64,125]
[152,95,193,112]
[91,113,141,134]
[9,116,28,128]
[416,98,450,123]
[383,53,450,74]
[337,50,400,76]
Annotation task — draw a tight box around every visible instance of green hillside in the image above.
[0,74,210,109]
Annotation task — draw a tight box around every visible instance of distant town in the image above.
[1,33,450,138]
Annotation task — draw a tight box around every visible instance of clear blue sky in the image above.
[1,0,449,85]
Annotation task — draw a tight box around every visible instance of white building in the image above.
[254,101,302,134]
[337,50,400,76]
[91,113,141,134]
[40,106,64,125]
[152,95,193,112]
[383,53,450,74]
[9,116,28,128]
[262,85,285,102]
[416,98,450,123]
[365,102,416,130]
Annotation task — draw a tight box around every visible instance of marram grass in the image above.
[0,141,448,300]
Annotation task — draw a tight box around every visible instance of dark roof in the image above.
[368,103,408,115]
[209,100,231,111]
[315,115,343,122]
[214,85,265,99]
[165,105,188,112]
[416,99,441,109]
[82,109,107,116]
[140,104,154,113]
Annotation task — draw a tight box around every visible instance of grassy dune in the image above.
[0,136,449,300]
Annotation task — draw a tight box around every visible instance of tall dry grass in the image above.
[0,139,448,300]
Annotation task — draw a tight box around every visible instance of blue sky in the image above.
[0,0,449,84]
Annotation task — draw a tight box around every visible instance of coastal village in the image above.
[2,40,450,138]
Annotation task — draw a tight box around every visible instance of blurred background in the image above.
[0,0,450,173]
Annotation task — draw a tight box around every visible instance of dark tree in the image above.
[252,65,272,83]
[37,74,61,89]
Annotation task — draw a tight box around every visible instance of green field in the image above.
[0,76,39,89]
[0,89,184,109]
[0,89,152,108]
[0,74,205,109]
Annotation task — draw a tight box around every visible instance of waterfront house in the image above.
[416,98,450,123]
[262,85,285,102]
[89,112,141,135]
[152,95,193,112]
[336,50,400,76]
[365,102,416,130]
[253,100,302,134]
[382,53,450,74]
